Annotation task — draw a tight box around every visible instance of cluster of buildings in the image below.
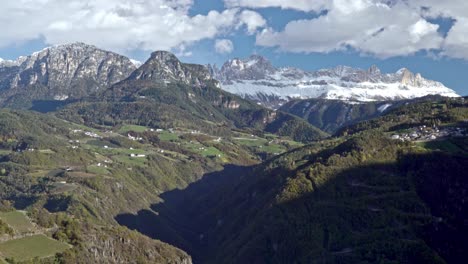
[84,131,101,138]
[127,133,143,141]
[129,153,146,158]
[391,125,466,142]
[71,129,101,139]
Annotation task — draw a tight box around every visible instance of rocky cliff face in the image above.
[211,56,459,108]
[211,55,276,82]
[129,51,215,87]
[78,226,193,264]
[0,43,136,105]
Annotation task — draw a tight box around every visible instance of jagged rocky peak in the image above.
[368,64,381,75]
[130,50,183,80]
[396,68,424,86]
[217,54,277,81]
[20,42,136,85]
[215,54,459,108]
[230,54,274,70]
[207,64,220,77]
[0,58,19,67]
[129,50,214,86]
[332,65,355,76]
[0,42,137,100]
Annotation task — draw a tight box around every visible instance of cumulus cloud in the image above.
[215,39,234,54]
[2,0,467,60]
[0,0,266,54]
[256,0,445,58]
[246,0,468,60]
[224,0,329,12]
[414,0,468,59]
[441,18,468,59]
[238,10,267,34]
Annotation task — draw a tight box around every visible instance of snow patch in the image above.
[216,57,459,104]
[0,57,20,67]
[130,59,143,67]
[245,59,258,68]
[54,95,69,101]
[378,104,393,113]
[221,76,459,103]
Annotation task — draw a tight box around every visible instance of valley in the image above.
[0,44,465,263]
[0,107,306,263]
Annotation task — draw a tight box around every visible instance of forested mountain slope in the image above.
[116,97,467,263]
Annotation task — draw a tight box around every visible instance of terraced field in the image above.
[0,211,35,234]
[0,235,70,262]
[118,125,150,133]
[0,211,70,263]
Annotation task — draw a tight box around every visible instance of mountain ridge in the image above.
[0,42,136,107]
[128,51,216,87]
[210,55,459,108]
[0,43,459,110]
[54,47,328,143]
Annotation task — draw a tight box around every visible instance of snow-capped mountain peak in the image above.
[212,55,459,108]
[0,43,136,103]
[368,65,381,75]
[130,59,143,68]
[0,57,20,67]
[217,55,276,82]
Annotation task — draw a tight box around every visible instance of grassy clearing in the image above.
[234,138,290,154]
[201,147,223,158]
[118,125,148,133]
[283,140,304,148]
[264,133,279,138]
[234,138,267,147]
[0,150,11,155]
[0,211,35,234]
[158,131,179,142]
[85,140,119,148]
[417,139,466,154]
[156,149,189,161]
[113,155,148,166]
[261,144,286,154]
[38,149,55,154]
[0,235,70,262]
[86,165,110,175]
[26,170,49,178]
[67,172,97,178]
[109,148,148,155]
[51,182,78,194]
[69,123,100,132]
[46,169,64,178]
[180,141,223,158]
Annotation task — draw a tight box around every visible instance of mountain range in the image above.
[0,43,466,264]
[209,55,459,108]
[0,43,460,110]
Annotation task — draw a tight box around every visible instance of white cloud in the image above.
[224,0,329,12]
[2,0,468,60]
[236,0,468,60]
[238,10,267,34]
[414,0,468,59]
[255,0,446,58]
[215,39,234,54]
[0,0,266,55]
[442,18,468,59]
[174,44,193,57]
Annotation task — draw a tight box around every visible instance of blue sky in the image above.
[0,0,467,95]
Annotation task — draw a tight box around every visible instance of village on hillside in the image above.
[390,125,467,142]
